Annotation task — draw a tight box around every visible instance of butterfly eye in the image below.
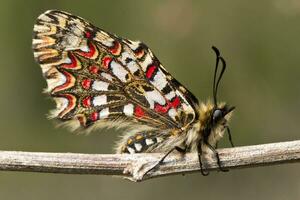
[212,109,223,123]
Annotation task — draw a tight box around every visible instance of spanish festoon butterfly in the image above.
[32,10,235,175]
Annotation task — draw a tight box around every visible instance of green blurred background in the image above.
[0,0,299,199]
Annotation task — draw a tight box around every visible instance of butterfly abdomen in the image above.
[116,131,172,154]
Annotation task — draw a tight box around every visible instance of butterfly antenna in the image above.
[212,46,227,107]
[212,46,220,106]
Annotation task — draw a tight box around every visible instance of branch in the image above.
[0,140,299,182]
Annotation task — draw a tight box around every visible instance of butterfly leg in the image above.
[204,140,228,172]
[144,146,187,175]
[225,125,234,147]
[198,141,209,176]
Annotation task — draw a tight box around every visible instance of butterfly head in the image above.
[211,104,235,126]
[198,101,234,138]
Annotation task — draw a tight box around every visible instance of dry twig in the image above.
[0,140,299,182]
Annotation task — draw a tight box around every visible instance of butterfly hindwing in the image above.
[33,10,198,132]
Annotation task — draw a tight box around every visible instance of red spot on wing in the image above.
[82,96,92,107]
[81,79,92,90]
[154,96,181,114]
[110,41,121,55]
[89,65,99,74]
[62,53,79,69]
[102,56,112,69]
[52,71,75,93]
[78,42,96,58]
[134,106,145,118]
[90,112,99,121]
[171,96,181,108]
[146,65,157,79]
[85,31,92,38]
[134,48,144,59]
[154,104,168,113]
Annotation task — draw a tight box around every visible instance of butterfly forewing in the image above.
[33,10,198,146]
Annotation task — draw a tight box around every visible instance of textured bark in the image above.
[0,140,299,182]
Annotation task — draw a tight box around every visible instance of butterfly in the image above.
[32,10,235,176]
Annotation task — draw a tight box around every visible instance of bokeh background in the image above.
[0,0,299,199]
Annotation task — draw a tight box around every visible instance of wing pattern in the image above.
[33,10,199,144]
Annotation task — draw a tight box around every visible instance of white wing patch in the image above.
[99,108,109,119]
[145,90,166,109]
[123,104,134,116]
[93,95,107,106]
[151,70,168,90]
[92,80,109,91]
[110,61,129,82]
